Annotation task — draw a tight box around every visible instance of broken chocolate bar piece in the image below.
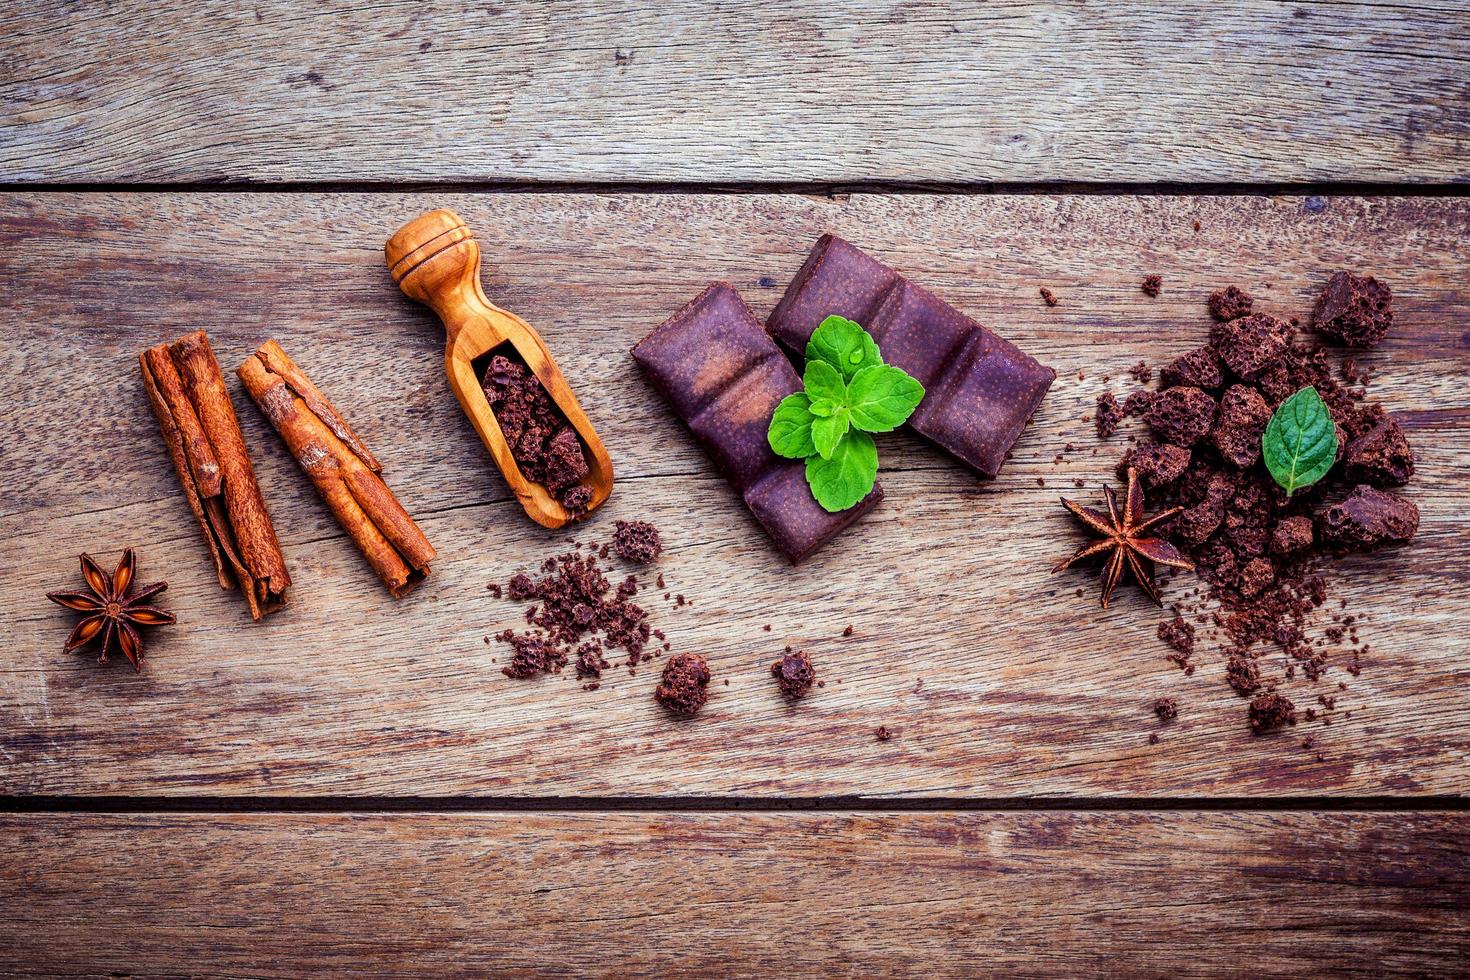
[766,235,1054,477]
[632,283,882,563]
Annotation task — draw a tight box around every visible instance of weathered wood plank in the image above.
[1,811,1466,976]
[1,192,1467,797]
[4,1,1469,184]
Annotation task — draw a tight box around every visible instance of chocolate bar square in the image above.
[767,234,1054,477]
[632,282,883,563]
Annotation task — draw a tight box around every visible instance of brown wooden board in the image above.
[2,810,1467,976]
[4,1,1470,184]
[2,192,1467,798]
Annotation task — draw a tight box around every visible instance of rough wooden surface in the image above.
[4,1,1470,185]
[2,810,1466,976]
[2,191,1466,798]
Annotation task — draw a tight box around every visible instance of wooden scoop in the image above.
[385,209,613,528]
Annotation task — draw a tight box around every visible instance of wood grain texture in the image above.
[2,192,1468,798]
[4,0,1470,184]
[2,811,1467,976]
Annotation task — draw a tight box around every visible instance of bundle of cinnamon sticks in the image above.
[140,331,291,619]
[141,331,435,611]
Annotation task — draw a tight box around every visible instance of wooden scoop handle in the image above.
[385,208,614,528]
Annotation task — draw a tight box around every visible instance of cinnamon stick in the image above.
[139,330,291,619]
[236,340,435,598]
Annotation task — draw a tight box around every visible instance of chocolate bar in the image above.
[632,282,882,563]
[767,235,1055,477]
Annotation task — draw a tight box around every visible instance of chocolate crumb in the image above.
[1157,615,1196,658]
[1095,392,1124,439]
[613,520,663,564]
[1226,656,1261,697]
[843,625,854,638]
[1040,287,1058,307]
[770,649,816,698]
[1141,275,1163,297]
[655,653,711,717]
[1248,693,1297,733]
[875,726,897,741]
[1153,697,1179,721]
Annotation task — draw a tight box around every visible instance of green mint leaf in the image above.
[805,431,878,512]
[811,408,850,459]
[807,397,840,419]
[807,315,883,381]
[803,358,847,408]
[1262,386,1339,495]
[767,393,817,459]
[846,364,925,433]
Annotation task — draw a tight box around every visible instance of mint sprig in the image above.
[768,315,925,512]
[1262,385,1339,495]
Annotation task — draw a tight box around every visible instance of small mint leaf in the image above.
[811,409,850,459]
[847,364,925,433]
[768,393,817,459]
[807,397,840,419]
[803,359,847,408]
[805,431,878,512]
[1263,386,1338,495]
[807,315,882,381]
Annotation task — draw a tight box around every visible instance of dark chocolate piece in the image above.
[1318,485,1418,551]
[1160,346,1223,391]
[1343,418,1414,486]
[1208,285,1253,322]
[1143,386,1217,447]
[1209,313,1290,380]
[1211,384,1271,468]
[767,235,1055,477]
[1313,271,1392,348]
[632,283,882,563]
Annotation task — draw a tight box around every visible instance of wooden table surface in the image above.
[3,2,1468,975]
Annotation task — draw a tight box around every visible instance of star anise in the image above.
[46,549,176,672]
[1053,467,1194,608]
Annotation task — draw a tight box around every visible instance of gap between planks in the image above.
[4,180,1470,196]
[3,795,1467,814]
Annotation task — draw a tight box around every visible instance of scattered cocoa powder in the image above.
[489,522,691,686]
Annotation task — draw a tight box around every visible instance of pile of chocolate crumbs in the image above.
[488,523,681,693]
[481,353,593,514]
[1094,272,1418,745]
